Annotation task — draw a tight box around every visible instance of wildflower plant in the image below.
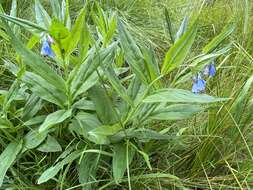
[0,1,234,189]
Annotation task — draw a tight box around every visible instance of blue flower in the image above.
[192,74,206,94]
[40,36,55,58]
[209,63,216,77]
[203,61,216,77]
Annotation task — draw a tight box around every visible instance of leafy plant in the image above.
[0,0,241,189]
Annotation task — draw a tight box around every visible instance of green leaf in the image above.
[61,0,71,29]
[73,72,98,100]
[22,94,43,121]
[149,104,203,120]
[79,23,92,61]
[164,7,174,43]
[50,0,61,20]
[35,0,51,29]
[39,109,72,133]
[70,43,116,99]
[49,18,70,47]
[104,64,133,106]
[79,153,100,190]
[88,123,122,144]
[1,20,66,92]
[63,8,86,56]
[69,112,102,142]
[118,20,148,84]
[175,16,189,42]
[23,115,47,126]
[231,75,253,123]
[144,88,228,104]
[88,124,122,136]
[22,72,67,107]
[72,98,95,111]
[89,85,118,125]
[161,22,197,75]
[37,135,62,152]
[3,80,19,112]
[113,143,135,184]
[9,0,17,28]
[23,130,48,150]
[203,24,235,53]
[37,150,81,184]
[0,140,23,187]
[103,14,117,46]
[91,2,107,36]
[0,14,47,32]
[26,35,40,49]
[110,128,180,143]
[142,47,161,86]
[0,117,14,129]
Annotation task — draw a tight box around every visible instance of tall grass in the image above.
[0,0,252,189]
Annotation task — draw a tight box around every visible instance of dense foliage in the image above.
[0,0,252,189]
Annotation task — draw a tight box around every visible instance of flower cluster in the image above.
[192,61,216,94]
[40,33,55,58]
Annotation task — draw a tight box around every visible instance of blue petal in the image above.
[209,64,216,77]
[192,78,206,94]
[41,40,55,58]
[197,79,206,92]
[192,82,199,93]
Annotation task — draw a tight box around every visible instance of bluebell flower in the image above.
[203,61,216,77]
[40,35,55,58]
[192,74,206,94]
[209,62,216,77]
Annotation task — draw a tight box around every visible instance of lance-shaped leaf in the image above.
[35,0,51,29]
[22,72,67,107]
[203,24,235,53]
[161,22,197,75]
[164,7,175,43]
[143,88,228,104]
[103,14,117,46]
[9,0,17,27]
[0,140,23,187]
[38,150,82,184]
[2,80,19,112]
[118,19,149,84]
[39,109,72,133]
[70,43,116,99]
[79,152,100,190]
[104,64,133,106]
[0,14,47,32]
[50,0,61,20]
[149,104,204,120]
[113,142,135,184]
[175,16,189,42]
[88,123,122,144]
[37,135,62,152]
[23,130,48,150]
[22,94,43,121]
[89,85,118,125]
[63,8,86,56]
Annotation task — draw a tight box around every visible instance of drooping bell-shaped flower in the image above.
[192,74,206,94]
[40,34,55,58]
[209,62,216,77]
[203,61,216,77]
